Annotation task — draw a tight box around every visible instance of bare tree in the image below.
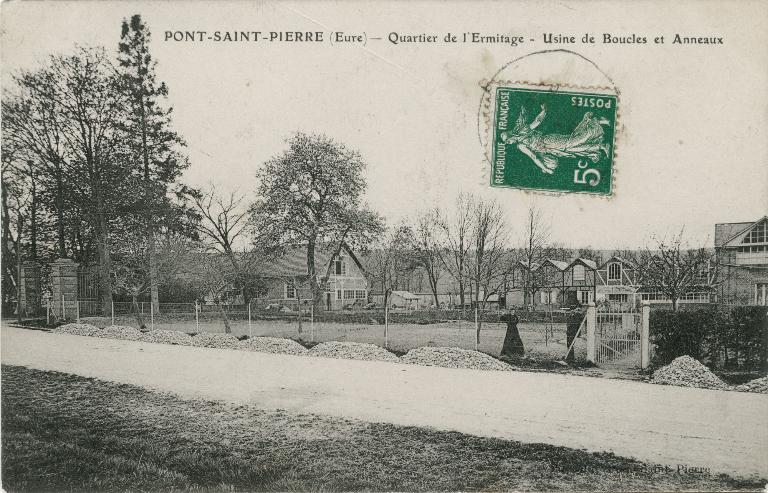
[367,223,416,310]
[437,193,473,310]
[192,185,272,304]
[635,229,716,310]
[413,209,444,308]
[520,206,550,307]
[468,197,512,345]
[3,69,71,258]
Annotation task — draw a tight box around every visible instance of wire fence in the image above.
[46,300,584,360]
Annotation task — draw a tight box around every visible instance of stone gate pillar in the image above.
[19,261,42,317]
[640,301,651,369]
[51,258,78,321]
[586,302,597,363]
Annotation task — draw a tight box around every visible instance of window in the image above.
[341,290,366,300]
[578,290,592,304]
[285,280,297,299]
[573,264,585,282]
[607,262,622,281]
[756,284,768,306]
[333,255,347,275]
[743,221,767,244]
[540,290,555,305]
[607,294,628,302]
[336,290,342,300]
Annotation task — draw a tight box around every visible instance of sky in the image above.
[2,0,767,249]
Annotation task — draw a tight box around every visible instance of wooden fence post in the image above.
[586,302,597,363]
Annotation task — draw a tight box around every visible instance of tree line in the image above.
[0,14,717,332]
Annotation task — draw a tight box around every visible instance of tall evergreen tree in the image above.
[118,14,188,314]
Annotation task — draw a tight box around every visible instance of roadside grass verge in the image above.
[2,365,763,492]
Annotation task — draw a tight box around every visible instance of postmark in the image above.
[488,82,618,195]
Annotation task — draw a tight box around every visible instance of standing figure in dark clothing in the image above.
[500,309,525,358]
[565,305,586,363]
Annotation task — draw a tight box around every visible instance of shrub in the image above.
[651,305,767,372]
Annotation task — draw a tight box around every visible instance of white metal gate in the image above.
[595,302,641,366]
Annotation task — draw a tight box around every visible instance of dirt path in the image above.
[2,326,766,478]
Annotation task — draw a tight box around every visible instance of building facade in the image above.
[259,244,369,310]
[714,216,768,305]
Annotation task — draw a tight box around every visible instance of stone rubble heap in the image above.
[309,341,400,362]
[651,355,730,391]
[54,323,101,337]
[238,336,308,356]
[401,346,512,372]
[734,376,768,394]
[139,329,193,346]
[92,325,144,341]
[189,332,240,350]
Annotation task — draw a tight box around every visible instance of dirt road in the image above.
[2,326,766,478]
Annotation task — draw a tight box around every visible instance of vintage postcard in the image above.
[1,1,767,491]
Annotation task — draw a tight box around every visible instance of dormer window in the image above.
[743,221,767,244]
[608,262,622,281]
[333,255,347,275]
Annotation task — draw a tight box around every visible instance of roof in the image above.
[260,244,363,278]
[538,259,569,271]
[567,258,597,270]
[514,260,539,271]
[598,256,634,269]
[715,216,768,247]
[391,290,420,300]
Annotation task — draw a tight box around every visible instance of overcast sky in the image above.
[2,0,767,249]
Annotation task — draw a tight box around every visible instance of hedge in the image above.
[650,305,767,371]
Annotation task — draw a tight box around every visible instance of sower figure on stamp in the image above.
[500,308,525,358]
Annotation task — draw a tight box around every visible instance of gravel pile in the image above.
[239,337,308,355]
[140,329,192,346]
[734,376,768,394]
[189,332,241,349]
[401,346,512,371]
[652,356,730,390]
[309,341,399,362]
[54,323,101,337]
[92,325,144,341]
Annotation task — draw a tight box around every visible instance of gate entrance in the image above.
[595,302,641,367]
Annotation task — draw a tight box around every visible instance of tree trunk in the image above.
[427,269,440,308]
[132,294,146,330]
[29,165,37,261]
[148,225,160,314]
[16,215,22,323]
[95,211,113,315]
[215,298,232,334]
[138,87,161,316]
[54,166,66,257]
[296,283,303,334]
[306,237,319,312]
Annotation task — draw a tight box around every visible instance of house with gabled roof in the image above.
[257,244,369,310]
[714,216,768,305]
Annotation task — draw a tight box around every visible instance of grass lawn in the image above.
[2,365,762,492]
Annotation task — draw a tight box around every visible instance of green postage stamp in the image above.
[489,83,618,195]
